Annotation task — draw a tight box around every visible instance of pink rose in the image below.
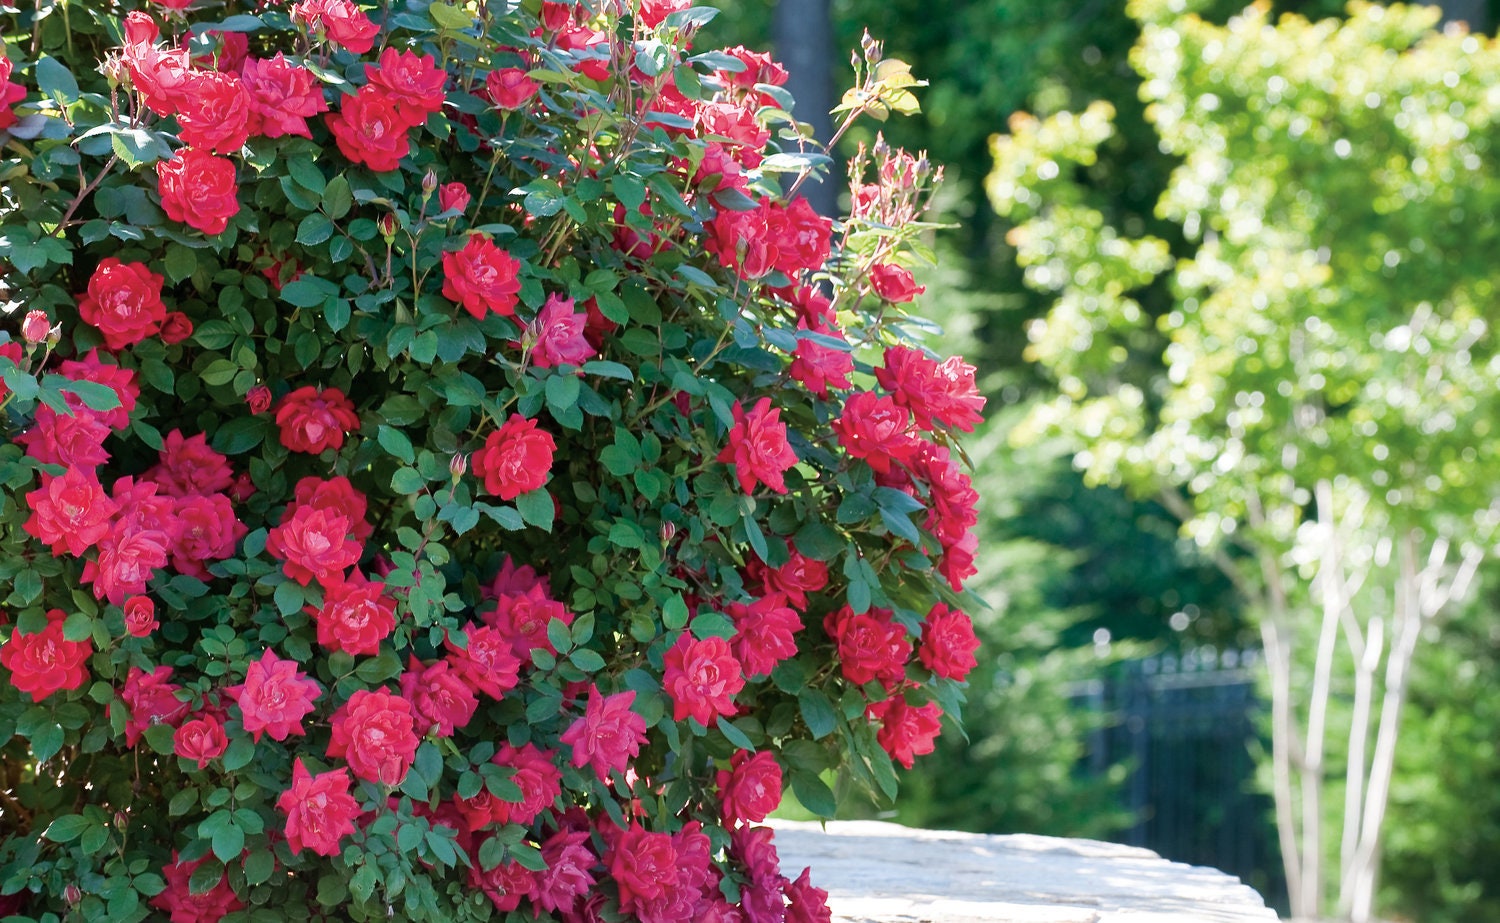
[275,385,359,454]
[310,571,397,655]
[527,294,596,368]
[77,258,166,351]
[174,71,253,153]
[662,633,745,726]
[123,595,159,638]
[266,504,362,587]
[823,605,911,689]
[485,67,539,110]
[716,396,798,495]
[119,665,189,747]
[278,759,360,856]
[869,263,925,303]
[716,750,784,826]
[292,0,381,53]
[559,687,647,780]
[0,609,92,703]
[400,656,478,737]
[173,714,228,770]
[437,182,470,214]
[227,648,321,742]
[328,688,420,785]
[241,54,329,139]
[23,468,118,557]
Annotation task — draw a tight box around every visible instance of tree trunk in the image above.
[772,0,838,216]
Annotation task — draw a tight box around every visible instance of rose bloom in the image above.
[443,622,521,699]
[868,697,943,769]
[0,609,92,703]
[77,258,166,350]
[21,310,50,344]
[366,48,446,125]
[326,85,412,172]
[486,584,572,663]
[528,294,596,368]
[769,196,832,277]
[241,53,329,139]
[227,648,321,742]
[121,17,196,117]
[529,829,597,914]
[875,345,986,433]
[662,633,745,727]
[83,525,171,605]
[727,593,802,678]
[16,404,111,469]
[173,714,228,770]
[869,263,925,303]
[789,324,854,398]
[559,686,647,780]
[919,603,980,682]
[310,571,397,656]
[23,468,119,557]
[0,55,24,131]
[174,70,253,153]
[119,665,189,747]
[150,853,243,923]
[609,823,680,916]
[471,858,533,913]
[246,384,273,414]
[123,595,159,638]
[471,414,555,500]
[489,742,563,826]
[486,67,539,110]
[292,0,381,53]
[194,29,249,72]
[748,549,829,610]
[144,429,236,498]
[441,234,522,320]
[266,504,362,587]
[637,0,691,27]
[170,493,247,579]
[717,750,784,826]
[831,390,921,476]
[706,205,772,280]
[785,866,834,923]
[157,147,240,236]
[57,349,140,431]
[823,605,912,689]
[290,475,373,542]
[275,385,359,454]
[328,688,420,785]
[438,182,470,214]
[278,759,360,857]
[717,396,798,495]
[400,656,479,737]
[160,311,194,344]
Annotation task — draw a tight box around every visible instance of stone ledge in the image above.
[771,819,1279,923]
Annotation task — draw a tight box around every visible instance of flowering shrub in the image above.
[0,2,983,921]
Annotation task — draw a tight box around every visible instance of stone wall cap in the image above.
[770,819,1279,923]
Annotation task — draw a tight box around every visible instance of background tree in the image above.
[990,2,1500,919]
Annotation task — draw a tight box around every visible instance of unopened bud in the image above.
[861,30,882,64]
[21,310,51,344]
[114,811,128,830]
[64,884,82,906]
[422,168,439,195]
[450,452,468,479]
[660,521,677,543]
[101,53,131,88]
[378,213,400,241]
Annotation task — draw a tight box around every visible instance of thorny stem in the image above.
[50,155,119,239]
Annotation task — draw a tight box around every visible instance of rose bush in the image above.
[0,1,983,921]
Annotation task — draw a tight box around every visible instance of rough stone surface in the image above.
[771,819,1279,923]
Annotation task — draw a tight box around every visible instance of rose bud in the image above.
[450,452,468,479]
[422,168,439,195]
[378,212,400,241]
[22,310,51,344]
[247,385,273,415]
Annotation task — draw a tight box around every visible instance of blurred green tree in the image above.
[989,3,1500,919]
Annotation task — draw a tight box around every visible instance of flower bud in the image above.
[101,53,131,89]
[450,452,469,479]
[378,212,400,242]
[861,29,882,64]
[114,811,129,830]
[422,168,439,195]
[247,385,273,415]
[64,884,82,907]
[660,521,677,543]
[21,310,51,344]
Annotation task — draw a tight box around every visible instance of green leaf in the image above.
[716,716,754,751]
[36,55,80,104]
[515,488,555,531]
[391,467,425,494]
[791,771,838,818]
[43,814,91,844]
[798,689,839,740]
[29,721,64,761]
[296,213,334,246]
[377,424,416,464]
[428,1,475,30]
[164,244,200,283]
[210,416,267,455]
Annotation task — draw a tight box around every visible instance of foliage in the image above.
[990,1,1500,919]
[0,2,989,921]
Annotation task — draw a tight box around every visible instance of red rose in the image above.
[444,623,521,699]
[21,310,50,344]
[400,656,478,737]
[0,55,24,131]
[328,688,420,785]
[274,385,359,454]
[769,196,832,277]
[326,85,412,172]
[23,468,118,557]
[170,493,246,579]
[175,71,253,153]
[823,605,911,689]
[159,311,194,344]
[266,504,362,587]
[489,742,563,825]
[246,385,273,414]
[918,603,980,682]
[485,67,540,110]
[173,714,228,770]
[83,525,171,605]
[748,549,829,610]
[486,585,573,662]
[789,323,854,397]
[706,205,773,280]
[17,404,111,468]
[292,475,374,542]
[785,867,834,923]
[441,234,523,320]
[121,22,195,117]
[716,750,784,826]
[0,608,92,703]
[609,824,678,915]
[228,648,321,742]
[662,633,745,727]
[77,258,166,350]
[637,0,691,27]
[123,595,160,638]
[241,54,329,139]
[119,665,189,747]
[310,571,397,655]
[867,697,943,769]
[366,48,446,125]
[528,293,596,368]
[57,350,140,430]
[531,829,597,914]
[437,182,470,214]
[292,0,381,54]
[559,686,647,780]
[727,593,802,678]
[157,146,241,234]
[869,263,925,303]
[150,853,243,923]
[278,759,360,857]
[144,429,236,498]
[716,396,798,495]
[471,859,533,913]
[471,414,555,500]
[194,29,250,72]
[831,390,920,475]
[875,345,986,433]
